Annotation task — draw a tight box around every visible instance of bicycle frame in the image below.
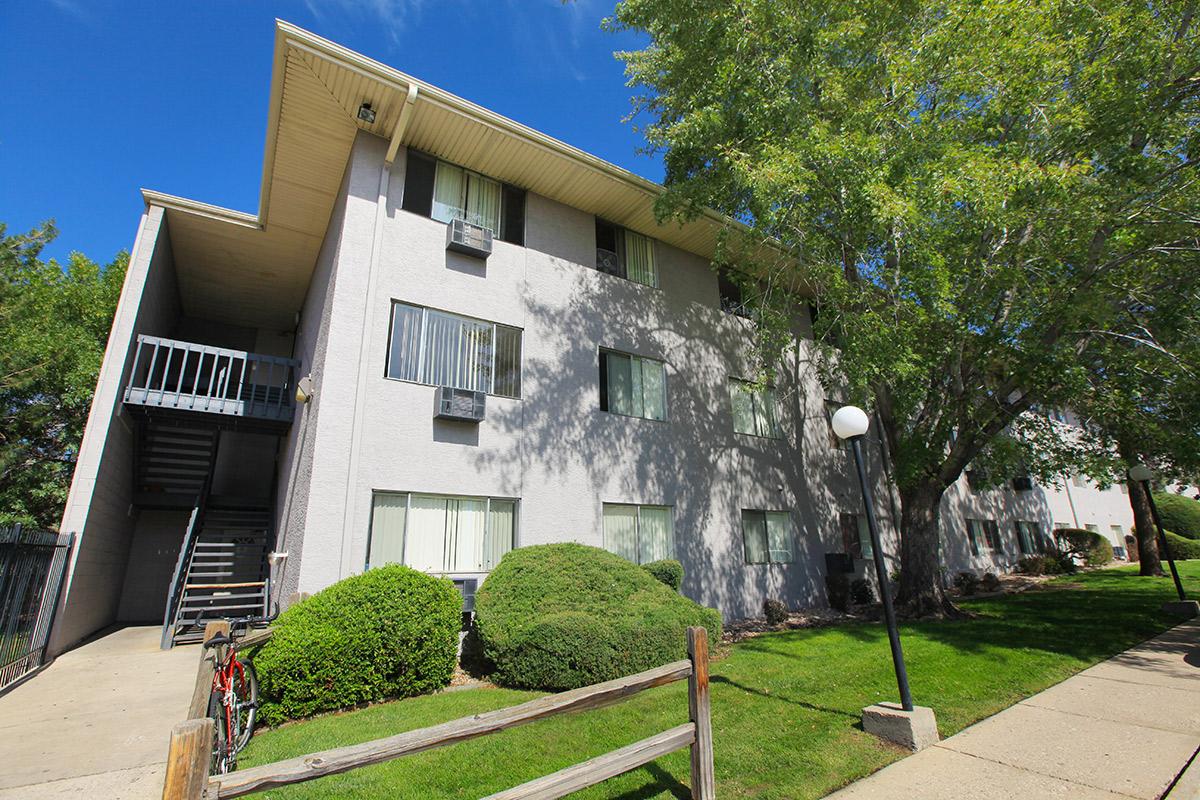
[210,641,250,768]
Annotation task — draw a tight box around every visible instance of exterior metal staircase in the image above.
[134,425,220,509]
[161,502,273,647]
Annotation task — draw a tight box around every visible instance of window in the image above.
[367,492,516,573]
[742,510,795,564]
[1120,482,1129,495]
[599,350,666,420]
[594,218,657,287]
[1085,523,1100,533]
[603,504,673,564]
[718,269,751,317]
[1071,474,1087,488]
[387,302,522,398]
[402,149,525,244]
[1015,521,1039,555]
[729,379,780,438]
[966,518,1002,555]
[839,512,874,559]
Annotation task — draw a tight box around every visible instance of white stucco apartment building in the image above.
[50,23,1135,652]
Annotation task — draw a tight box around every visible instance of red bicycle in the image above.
[203,613,270,773]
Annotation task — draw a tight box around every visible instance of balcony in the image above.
[123,335,300,426]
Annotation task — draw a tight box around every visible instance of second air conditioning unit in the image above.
[436,386,486,422]
[446,218,493,259]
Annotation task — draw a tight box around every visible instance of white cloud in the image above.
[304,0,427,44]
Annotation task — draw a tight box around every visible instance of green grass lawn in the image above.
[239,563,1200,799]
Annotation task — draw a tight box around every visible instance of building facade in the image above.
[51,23,1134,652]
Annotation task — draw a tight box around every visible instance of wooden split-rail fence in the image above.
[162,622,716,799]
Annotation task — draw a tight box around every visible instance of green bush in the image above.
[1165,531,1200,559]
[981,573,1001,592]
[953,571,980,595]
[1016,554,1070,576]
[254,565,461,725]
[1055,528,1114,566]
[641,559,684,591]
[475,544,722,691]
[763,598,789,624]
[1153,493,1200,540]
[849,578,874,605]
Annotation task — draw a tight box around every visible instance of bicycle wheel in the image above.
[233,661,259,753]
[207,690,233,775]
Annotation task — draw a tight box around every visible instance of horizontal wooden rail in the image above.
[166,627,714,800]
[481,723,696,800]
[209,658,693,798]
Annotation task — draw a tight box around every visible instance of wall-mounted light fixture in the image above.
[295,375,315,405]
[357,102,376,123]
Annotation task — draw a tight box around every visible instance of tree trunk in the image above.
[1128,479,1163,576]
[896,480,963,617]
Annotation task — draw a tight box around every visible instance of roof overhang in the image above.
[145,20,781,331]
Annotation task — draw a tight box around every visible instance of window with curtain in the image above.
[839,512,873,559]
[742,510,794,564]
[602,503,674,564]
[1015,521,1039,555]
[598,350,666,420]
[402,150,525,244]
[966,518,993,556]
[729,379,780,438]
[367,492,517,573]
[431,162,502,235]
[387,302,522,398]
[593,218,658,287]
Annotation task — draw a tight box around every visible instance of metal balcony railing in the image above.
[124,335,299,423]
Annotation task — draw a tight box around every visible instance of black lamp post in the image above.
[832,405,914,712]
[1128,464,1187,602]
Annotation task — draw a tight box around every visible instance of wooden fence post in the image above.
[187,620,229,719]
[162,717,213,800]
[687,626,715,800]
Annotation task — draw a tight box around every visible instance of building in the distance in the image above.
[51,23,1134,652]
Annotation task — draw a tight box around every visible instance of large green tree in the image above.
[611,0,1200,613]
[0,222,126,529]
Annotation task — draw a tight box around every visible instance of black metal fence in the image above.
[0,525,74,691]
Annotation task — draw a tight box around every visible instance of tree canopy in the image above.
[0,222,126,528]
[612,0,1200,611]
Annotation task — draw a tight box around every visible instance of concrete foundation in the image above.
[862,702,940,751]
[1162,600,1200,618]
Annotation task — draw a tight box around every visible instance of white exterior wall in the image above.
[287,134,900,620]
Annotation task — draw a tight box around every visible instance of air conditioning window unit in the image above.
[595,248,621,276]
[436,386,486,422]
[1011,476,1034,491]
[446,218,493,259]
[453,578,479,614]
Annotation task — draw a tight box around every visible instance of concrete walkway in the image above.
[827,619,1200,799]
[0,626,197,799]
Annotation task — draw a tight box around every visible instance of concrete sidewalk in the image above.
[0,626,197,799]
[827,619,1200,800]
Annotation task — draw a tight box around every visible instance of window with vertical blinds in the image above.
[729,379,780,438]
[367,492,516,573]
[742,510,795,564]
[594,218,658,288]
[387,302,522,398]
[839,512,873,559]
[599,350,666,420]
[602,504,674,564]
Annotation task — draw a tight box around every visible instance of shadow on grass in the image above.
[608,762,690,800]
[711,675,860,720]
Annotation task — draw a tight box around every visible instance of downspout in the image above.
[1062,473,1080,529]
[337,83,419,577]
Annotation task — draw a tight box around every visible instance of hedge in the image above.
[1165,531,1200,560]
[475,543,722,691]
[641,559,684,591]
[1054,528,1114,566]
[254,565,461,725]
[1153,492,1200,540]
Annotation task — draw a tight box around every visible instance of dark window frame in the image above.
[401,148,526,246]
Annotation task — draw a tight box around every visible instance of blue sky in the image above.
[0,1,657,264]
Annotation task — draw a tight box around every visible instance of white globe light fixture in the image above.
[831,405,870,440]
[1127,464,1154,483]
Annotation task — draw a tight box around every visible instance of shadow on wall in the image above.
[471,240,897,621]
[939,485,1054,576]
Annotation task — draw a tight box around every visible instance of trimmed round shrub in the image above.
[953,571,980,595]
[1055,528,1114,566]
[763,598,789,624]
[1153,493,1200,540]
[475,544,722,691]
[1165,531,1200,560]
[849,578,874,605]
[980,573,1001,592]
[254,565,461,725]
[642,559,684,591]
